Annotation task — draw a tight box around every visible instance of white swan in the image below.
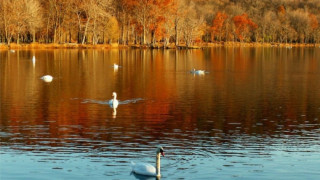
[191,68,205,75]
[41,75,53,82]
[113,63,119,69]
[131,146,165,177]
[108,92,119,108]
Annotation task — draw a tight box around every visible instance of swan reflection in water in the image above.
[32,56,36,68]
[131,172,160,180]
[112,106,117,118]
[109,92,119,118]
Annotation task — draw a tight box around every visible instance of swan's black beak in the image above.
[160,149,164,157]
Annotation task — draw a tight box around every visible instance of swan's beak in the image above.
[160,151,164,157]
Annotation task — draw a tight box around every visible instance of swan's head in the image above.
[156,146,164,157]
[112,92,117,97]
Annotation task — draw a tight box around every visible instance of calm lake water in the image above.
[1,47,320,180]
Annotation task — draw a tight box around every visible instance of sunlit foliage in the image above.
[0,0,319,45]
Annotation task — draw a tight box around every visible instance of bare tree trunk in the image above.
[211,32,214,42]
[93,19,96,45]
[82,17,90,44]
[151,30,155,46]
[46,17,50,43]
[121,25,124,44]
[33,30,36,43]
[120,16,125,44]
[76,12,82,43]
[126,19,130,45]
[164,37,169,48]
[262,28,265,43]
[142,26,146,45]
[175,21,178,46]
[102,31,105,44]
[54,26,57,43]
[142,14,146,45]
[134,31,137,44]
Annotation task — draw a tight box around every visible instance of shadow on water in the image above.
[131,172,160,180]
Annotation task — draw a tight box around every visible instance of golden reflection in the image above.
[32,55,36,68]
[112,107,117,119]
[1,48,320,144]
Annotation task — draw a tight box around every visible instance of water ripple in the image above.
[80,98,143,105]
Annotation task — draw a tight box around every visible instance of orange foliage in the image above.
[309,13,318,30]
[278,5,286,15]
[155,16,167,40]
[147,0,175,42]
[211,11,228,41]
[134,23,144,35]
[232,13,257,41]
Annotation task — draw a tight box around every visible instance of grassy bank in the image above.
[1,42,319,50]
[207,42,320,47]
[0,43,123,50]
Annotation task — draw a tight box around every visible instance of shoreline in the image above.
[0,42,319,50]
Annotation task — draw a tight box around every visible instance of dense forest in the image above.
[0,0,319,46]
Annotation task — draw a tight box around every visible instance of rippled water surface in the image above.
[1,48,320,179]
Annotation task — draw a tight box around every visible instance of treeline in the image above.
[0,0,319,46]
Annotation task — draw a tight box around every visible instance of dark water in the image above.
[1,48,320,179]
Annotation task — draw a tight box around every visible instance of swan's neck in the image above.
[156,153,161,177]
[113,95,117,101]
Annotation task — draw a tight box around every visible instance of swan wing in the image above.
[108,99,113,105]
[131,162,156,176]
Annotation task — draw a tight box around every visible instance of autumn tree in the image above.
[0,0,34,44]
[288,9,310,43]
[162,2,176,47]
[171,0,189,46]
[262,11,280,43]
[148,0,175,46]
[181,1,205,47]
[224,4,245,42]
[22,0,43,43]
[308,13,318,43]
[1,0,320,45]
[103,16,119,44]
[112,0,133,45]
[276,5,290,43]
[130,0,154,45]
[211,11,228,42]
[0,0,15,44]
[44,0,68,43]
[232,13,257,42]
